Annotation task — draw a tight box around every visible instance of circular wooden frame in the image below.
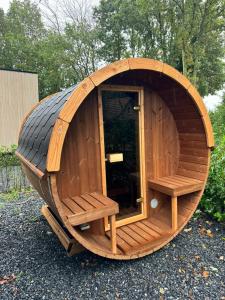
[46,58,214,173]
[17,58,214,260]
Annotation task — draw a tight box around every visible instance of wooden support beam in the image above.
[41,205,84,256]
[171,196,178,231]
[109,215,117,254]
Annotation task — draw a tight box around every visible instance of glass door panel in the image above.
[101,90,142,220]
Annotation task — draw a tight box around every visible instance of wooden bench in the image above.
[148,175,203,232]
[61,192,119,254]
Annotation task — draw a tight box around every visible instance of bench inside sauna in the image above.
[16,58,213,259]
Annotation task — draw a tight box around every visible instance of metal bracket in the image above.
[136,197,143,203]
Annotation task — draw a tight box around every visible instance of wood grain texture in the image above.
[56,90,102,199]
[47,118,69,172]
[90,59,129,86]
[17,59,213,260]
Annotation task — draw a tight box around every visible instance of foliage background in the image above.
[0,0,224,98]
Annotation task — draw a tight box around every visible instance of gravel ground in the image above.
[0,192,224,300]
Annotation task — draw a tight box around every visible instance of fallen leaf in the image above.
[206,229,214,238]
[219,256,224,260]
[202,270,209,278]
[206,221,212,225]
[179,268,186,273]
[184,227,192,233]
[195,255,201,260]
[159,288,165,295]
[199,227,214,238]
[0,274,16,285]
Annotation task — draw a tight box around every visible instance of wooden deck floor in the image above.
[105,218,170,255]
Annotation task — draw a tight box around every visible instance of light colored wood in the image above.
[90,59,129,86]
[68,205,118,226]
[162,63,191,90]
[0,69,38,146]
[171,196,178,231]
[98,88,107,196]
[139,87,147,218]
[106,153,123,163]
[16,151,45,178]
[47,118,69,172]
[63,193,118,227]
[59,78,95,123]
[109,215,117,254]
[148,176,203,197]
[128,57,163,72]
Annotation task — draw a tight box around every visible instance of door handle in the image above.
[106,153,123,163]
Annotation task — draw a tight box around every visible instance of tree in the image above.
[1,0,45,70]
[94,0,225,96]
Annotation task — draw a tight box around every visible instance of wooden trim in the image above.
[97,89,107,196]
[46,58,214,173]
[97,88,109,229]
[113,213,146,228]
[171,196,178,231]
[98,84,144,92]
[139,87,147,218]
[46,119,69,172]
[98,85,147,229]
[89,59,129,86]
[16,151,45,178]
[109,215,117,254]
[59,78,95,123]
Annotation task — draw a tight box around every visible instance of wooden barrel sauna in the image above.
[16,58,214,260]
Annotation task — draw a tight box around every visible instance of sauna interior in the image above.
[17,59,213,259]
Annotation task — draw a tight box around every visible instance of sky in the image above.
[0,0,224,111]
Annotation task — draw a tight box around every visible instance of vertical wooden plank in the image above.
[109,215,117,254]
[171,196,178,231]
[97,88,107,196]
[97,88,109,229]
[139,88,147,218]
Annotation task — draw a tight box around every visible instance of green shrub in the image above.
[201,135,225,222]
[0,145,20,168]
[201,99,225,222]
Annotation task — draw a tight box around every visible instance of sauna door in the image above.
[99,85,146,227]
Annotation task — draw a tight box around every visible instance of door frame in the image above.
[98,84,147,230]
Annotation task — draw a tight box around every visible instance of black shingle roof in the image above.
[17,85,77,172]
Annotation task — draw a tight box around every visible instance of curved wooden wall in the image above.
[16,58,213,260]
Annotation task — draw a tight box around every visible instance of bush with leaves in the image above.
[0,145,20,168]
[201,136,225,222]
[201,99,225,222]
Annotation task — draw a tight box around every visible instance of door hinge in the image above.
[136,197,143,203]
